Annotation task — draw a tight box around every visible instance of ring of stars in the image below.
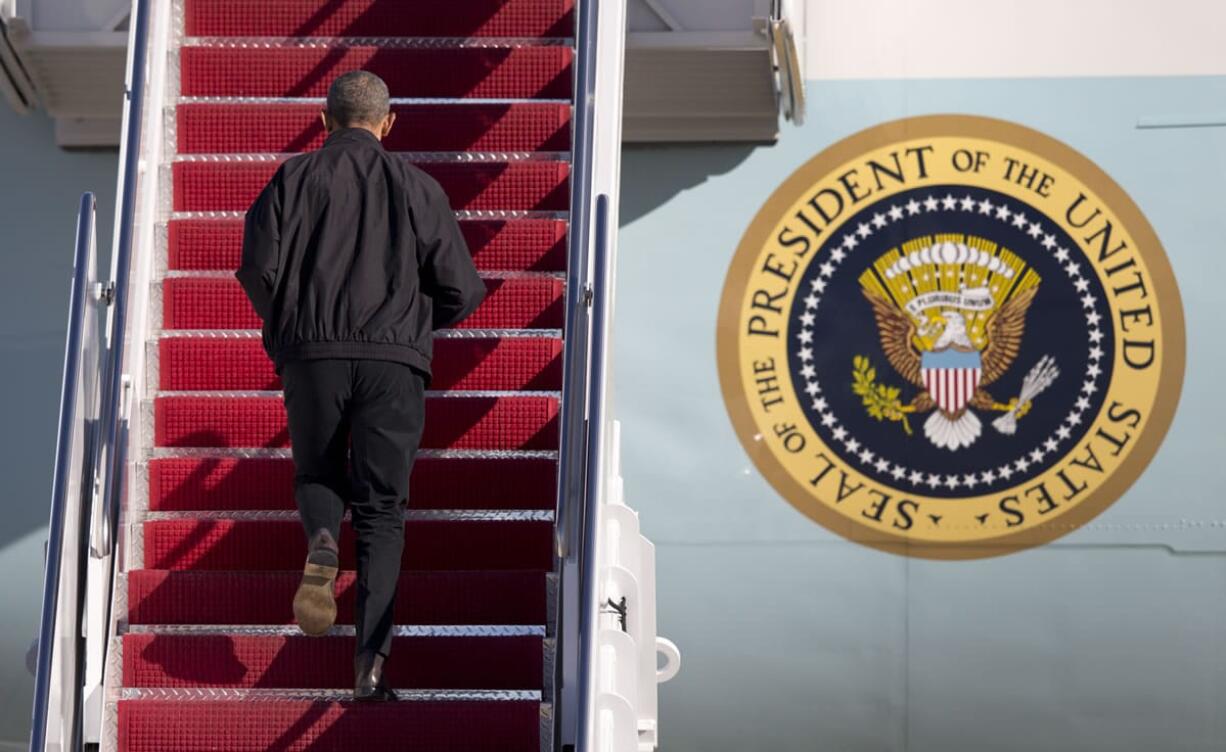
[793,191,1109,494]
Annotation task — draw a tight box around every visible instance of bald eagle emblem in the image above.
[857,238,1059,450]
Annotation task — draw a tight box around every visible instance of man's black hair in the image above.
[325,71,391,128]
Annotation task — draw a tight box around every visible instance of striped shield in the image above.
[921,348,982,414]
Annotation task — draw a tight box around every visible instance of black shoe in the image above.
[354,651,397,701]
[292,545,338,637]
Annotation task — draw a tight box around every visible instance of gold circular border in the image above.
[716,114,1186,559]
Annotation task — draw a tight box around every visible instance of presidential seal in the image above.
[717,115,1184,558]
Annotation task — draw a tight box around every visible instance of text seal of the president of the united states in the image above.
[717,115,1185,559]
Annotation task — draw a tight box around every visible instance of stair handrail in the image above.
[556,0,599,563]
[30,0,152,747]
[93,0,150,562]
[555,0,603,748]
[574,192,612,751]
[29,192,103,752]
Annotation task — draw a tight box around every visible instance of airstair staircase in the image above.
[29,1,677,751]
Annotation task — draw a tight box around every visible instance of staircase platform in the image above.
[104,2,575,750]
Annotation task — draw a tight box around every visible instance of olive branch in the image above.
[851,355,913,436]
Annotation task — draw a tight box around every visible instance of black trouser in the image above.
[280,358,426,659]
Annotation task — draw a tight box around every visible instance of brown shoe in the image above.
[293,547,338,636]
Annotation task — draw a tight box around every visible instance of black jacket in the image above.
[236,127,486,386]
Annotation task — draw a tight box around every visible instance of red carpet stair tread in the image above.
[141,519,554,571]
[159,336,563,392]
[154,395,559,450]
[167,218,568,272]
[148,456,559,511]
[172,160,571,212]
[127,569,547,625]
[118,700,542,752]
[180,46,574,99]
[185,0,574,39]
[178,102,573,154]
[122,633,543,689]
[162,276,564,330]
[119,0,572,747]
